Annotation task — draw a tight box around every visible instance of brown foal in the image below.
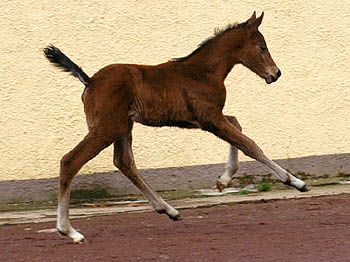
[44,12,309,243]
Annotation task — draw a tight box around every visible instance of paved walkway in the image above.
[1,184,349,226]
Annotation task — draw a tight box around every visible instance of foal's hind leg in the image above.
[113,122,181,220]
[216,115,241,192]
[57,133,116,243]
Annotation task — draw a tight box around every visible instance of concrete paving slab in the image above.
[0,184,349,226]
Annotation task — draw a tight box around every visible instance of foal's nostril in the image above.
[276,69,281,78]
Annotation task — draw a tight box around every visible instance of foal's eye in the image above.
[260,46,267,53]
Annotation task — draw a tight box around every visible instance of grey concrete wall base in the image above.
[1,153,350,203]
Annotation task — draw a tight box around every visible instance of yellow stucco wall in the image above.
[0,0,349,181]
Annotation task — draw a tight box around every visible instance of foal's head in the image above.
[240,12,281,84]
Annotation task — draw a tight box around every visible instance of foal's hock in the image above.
[44,12,309,243]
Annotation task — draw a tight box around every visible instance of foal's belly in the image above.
[128,107,198,128]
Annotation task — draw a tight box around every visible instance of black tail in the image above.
[43,45,90,86]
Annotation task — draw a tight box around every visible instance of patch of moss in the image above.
[239,189,251,195]
[237,175,255,187]
[257,183,271,192]
[0,200,57,213]
[70,188,112,200]
[295,171,309,180]
[158,189,201,201]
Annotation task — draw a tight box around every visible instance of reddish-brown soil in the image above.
[1,194,350,262]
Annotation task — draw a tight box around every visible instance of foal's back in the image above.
[86,61,224,128]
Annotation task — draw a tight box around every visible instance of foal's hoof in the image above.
[57,228,85,244]
[298,184,310,192]
[168,213,183,221]
[216,181,226,192]
[72,236,86,244]
[156,208,182,221]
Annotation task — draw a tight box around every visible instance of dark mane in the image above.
[171,21,247,62]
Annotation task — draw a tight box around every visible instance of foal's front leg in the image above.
[207,114,309,192]
[113,129,181,220]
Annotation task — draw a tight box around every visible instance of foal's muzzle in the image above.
[266,69,282,84]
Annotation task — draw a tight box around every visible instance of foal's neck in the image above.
[184,28,245,81]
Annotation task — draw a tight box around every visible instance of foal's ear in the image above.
[246,11,256,24]
[247,12,264,32]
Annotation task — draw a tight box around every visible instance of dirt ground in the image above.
[1,194,350,262]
